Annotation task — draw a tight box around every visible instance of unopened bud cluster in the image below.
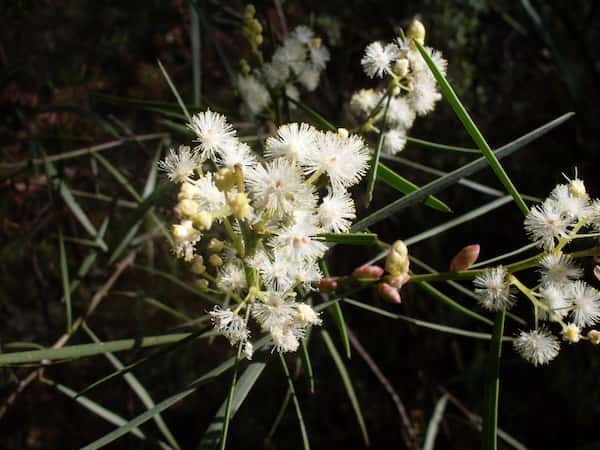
[159,109,371,355]
[350,19,445,155]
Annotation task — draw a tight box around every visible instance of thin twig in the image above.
[347,328,418,450]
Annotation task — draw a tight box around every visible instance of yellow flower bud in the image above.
[568,179,586,198]
[337,128,349,139]
[229,192,251,220]
[311,37,322,48]
[385,240,410,276]
[209,254,223,268]
[562,324,581,343]
[215,167,236,192]
[193,211,213,231]
[587,330,600,345]
[392,58,409,77]
[178,181,200,200]
[406,19,426,45]
[208,238,225,253]
[195,278,210,291]
[191,256,206,275]
[178,198,199,218]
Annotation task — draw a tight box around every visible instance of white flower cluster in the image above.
[350,20,445,155]
[238,25,330,116]
[159,110,369,355]
[473,178,600,366]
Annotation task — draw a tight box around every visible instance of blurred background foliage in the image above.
[1,0,599,449]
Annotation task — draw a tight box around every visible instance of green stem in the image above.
[482,308,506,450]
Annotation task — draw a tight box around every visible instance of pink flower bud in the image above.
[587,330,600,345]
[352,265,384,281]
[449,244,480,272]
[377,283,401,304]
[319,277,338,293]
[387,273,411,288]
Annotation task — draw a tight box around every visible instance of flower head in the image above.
[317,189,356,233]
[209,306,249,345]
[524,199,570,249]
[158,146,200,183]
[188,110,237,161]
[569,280,600,327]
[265,123,317,162]
[474,266,514,311]
[361,42,401,78]
[513,328,560,366]
[538,253,583,285]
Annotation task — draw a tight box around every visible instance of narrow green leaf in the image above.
[351,113,573,231]
[300,338,315,394]
[321,330,370,446]
[93,153,141,201]
[482,309,506,450]
[197,349,271,450]
[407,136,480,154]
[329,302,351,359]
[190,1,202,107]
[60,182,108,251]
[285,96,337,131]
[377,163,451,213]
[342,298,508,341]
[415,281,493,326]
[0,332,205,366]
[365,94,391,207]
[58,228,72,332]
[266,388,292,441]
[157,59,192,122]
[279,353,310,450]
[132,264,220,305]
[219,341,244,450]
[415,41,528,216]
[45,379,148,441]
[423,395,449,450]
[84,325,181,450]
[320,233,378,245]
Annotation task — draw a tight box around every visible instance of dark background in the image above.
[1,1,599,449]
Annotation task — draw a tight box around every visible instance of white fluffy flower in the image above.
[257,249,297,292]
[272,214,327,262]
[189,172,226,213]
[549,184,591,220]
[216,141,257,171]
[539,284,572,321]
[262,61,289,87]
[407,74,441,116]
[291,25,314,44]
[524,199,571,249]
[218,262,248,292]
[474,266,514,311]
[513,328,560,366]
[318,189,356,233]
[158,146,200,183]
[350,89,381,116]
[271,323,303,352]
[295,303,322,326]
[304,131,370,190]
[246,159,314,214]
[382,128,407,155]
[361,42,401,78]
[274,38,307,75]
[209,306,249,345]
[252,291,297,333]
[297,67,321,91]
[238,74,271,115]
[188,110,237,161]
[387,96,416,129]
[538,253,583,285]
[309,43,330,70]
[569,280,600,327]
[265,122,317,162]
[172,220,201,261]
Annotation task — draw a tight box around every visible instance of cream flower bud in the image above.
[191,256,206,275]
[594,265,600,282]
[377,282,402,304]
[392,58,409,77]
[172,220,196,242]
[178,198,199,218]
[208,238,225,253]
[385,240,409,276]
[229,192,251,220]
[562,323,581,343]
[568,179,586,198]
[337,128,349,139]
[352,265,384,281]
[296,304,322,326]
[193,211,213,231]
[215,167,236,192]
[195,279,210,291]
[449,244,480,272]
[587,330,600,345]
[406,19,426,45]
[319,277,338,293]
[387,273,411,288]
[178,181,200,200]
[209,254,223,267]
